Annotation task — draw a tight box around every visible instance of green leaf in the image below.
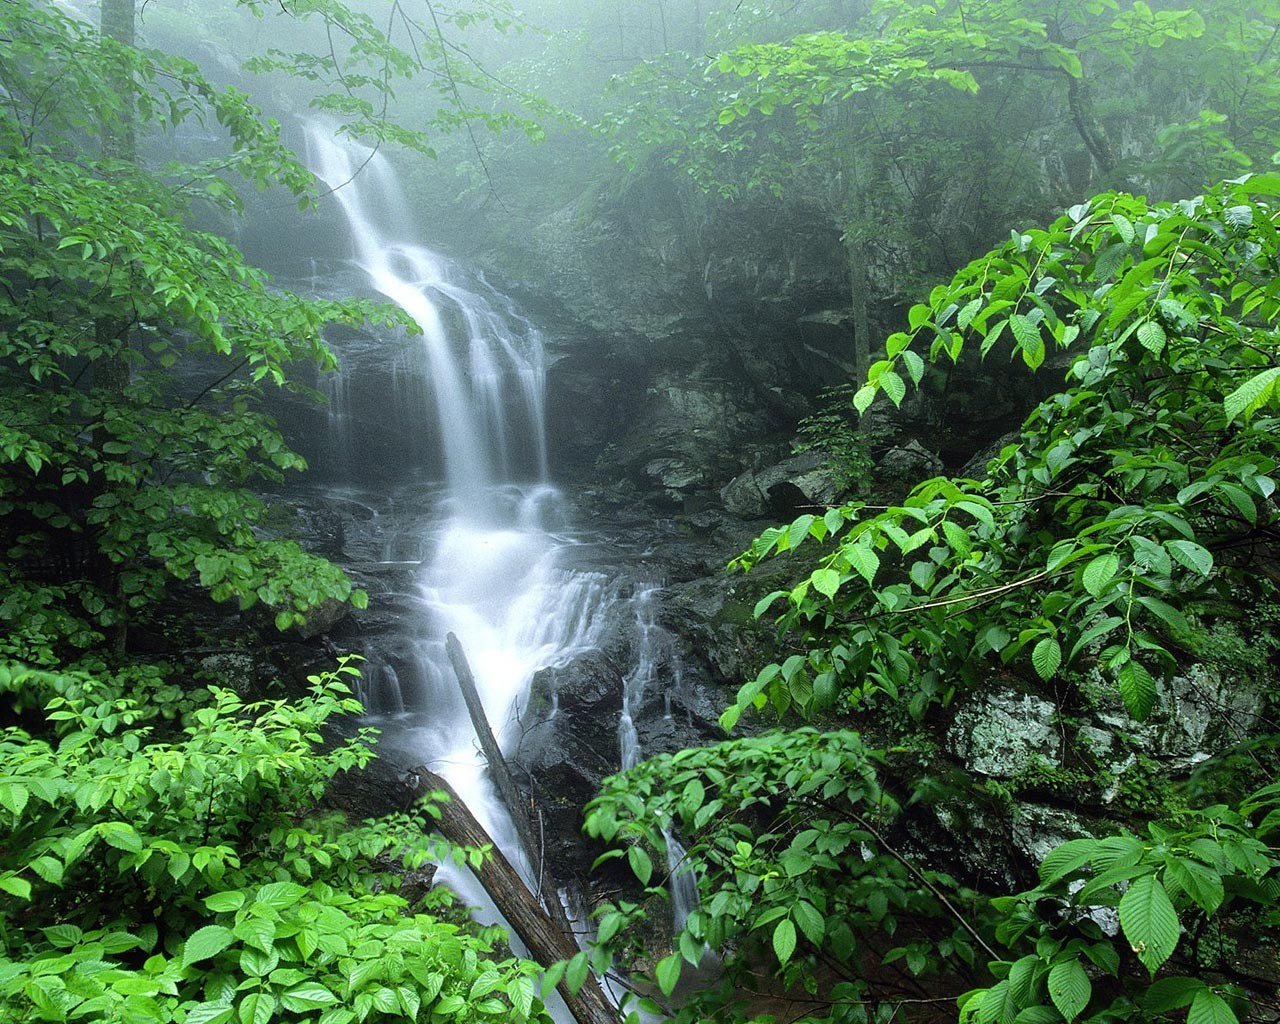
[184,925,235,967]
[811,568,841,599]
[280,983,338,1011]
[1144,977,1206,1013]
[628,845,653,885]
[1047,959,1091,1022]
[655,953,682,997]
[1117,661,1157,720]
[1031,636,1062,680]
[1082,552,1119,597]
[881,370,907,407]
[957,297,983,331]
[1165,539,1213,577]
[1136,320,1166,355]
[1118,874,1181,973]
[772,918,797,966]
[238,993,273,1024]
[205,891,247,913]
[901,349,925,386]
[792,901,825,946]
[1223,366,1280,422]
[1187,990,1239,1024]
[0,875,32,900]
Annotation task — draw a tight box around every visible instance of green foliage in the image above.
[791,385,880,495]
[0,0,405,656]
[962,785,1280,1024]
[729,175,1280,728]
[580,170,1280,1022]
[584,729,984,1021]
[0,658,555,1024]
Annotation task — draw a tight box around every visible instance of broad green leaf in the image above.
[1047,959,1091,1022]
[1118,874,1181,973]
[1136,320,1166,355]
[881,370,907,407]
[1032,636,1062,680]
[1187,990,1239,1024]
[628,845,653,885]
[1223,366,1280,422]
[1117,661,1157,720]
[1082,552,1119,597]
[772,918,797,966]
[1143,977,1206,1012]
[811,568,841,598]
[183,925,236,966]
[1165,539,1212,576]
[653,953,682,997]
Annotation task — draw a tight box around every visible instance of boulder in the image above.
[948,690,1062,778]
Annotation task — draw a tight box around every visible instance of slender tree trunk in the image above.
[846,233,871,390]
[96,0,137,654]
[95,0,136,400]
[408,768,619,1024]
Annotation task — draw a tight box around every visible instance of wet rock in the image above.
[721,451,849,519]
[948,690,1062,777]
[198,652,260,697]
[292,597,350,640]
[1088,663,1268,771]
[874,439,944,495]
[517,651,627,880]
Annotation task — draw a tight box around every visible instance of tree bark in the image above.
[444,632,577,943]
[408,768,619,1024]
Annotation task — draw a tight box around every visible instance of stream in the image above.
[299,127,699,1012]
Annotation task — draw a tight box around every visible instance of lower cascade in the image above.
[304,126,691,1010]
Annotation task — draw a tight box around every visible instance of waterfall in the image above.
[303,124,700,1014]
[304,125,605,895]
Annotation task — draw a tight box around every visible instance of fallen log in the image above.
[444,632,577,942]
[408,766,618,1024]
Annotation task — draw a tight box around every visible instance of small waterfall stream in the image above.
[304,125,697,1011]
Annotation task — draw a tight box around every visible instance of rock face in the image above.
[927,666,1274,889]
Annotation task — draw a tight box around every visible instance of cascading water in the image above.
[305,126,612,892]
[304,124,698,1014]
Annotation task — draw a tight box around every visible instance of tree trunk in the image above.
[408,768,619,1024]
[444,633,577,943]
[96,0,137,654]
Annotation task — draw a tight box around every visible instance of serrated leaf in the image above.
[772,918,797,965]
[1136,320,1166,355]
[811,568,841,599]
[846,542,879,585]
[901,349,925,386]
[1143,977,1206,1013]
[881,370,907,407]
[792,901,825,946]
[1082,552,1119,598]
[1118,874,1181,973]
[1188,990,1239,1024]
[957,297,983,330]
[1117,661,1157,720]
[1223,366,1280,422]
[184,925,235,967]
[1047,959,1091,1022]
[1165,539,1213,577]
[1039,838,1099,886]
[1009,313,1042,357]
[1032,636,1062,680]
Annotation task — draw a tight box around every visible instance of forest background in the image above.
[0,2,1278,1024]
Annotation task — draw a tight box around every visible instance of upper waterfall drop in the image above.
[304,125,549,512]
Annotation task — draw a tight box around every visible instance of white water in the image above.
[306,127,607,886]
[306,125,698,1011]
